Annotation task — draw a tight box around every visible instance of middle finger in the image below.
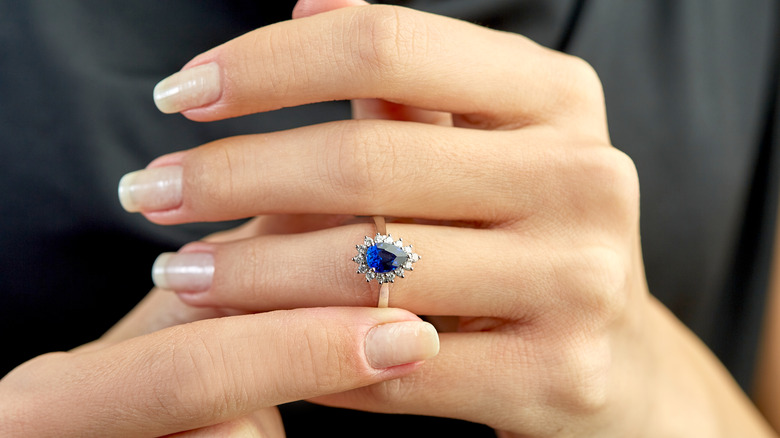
[119,120,543,225]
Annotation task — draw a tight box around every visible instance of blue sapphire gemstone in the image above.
[366,242,408,273]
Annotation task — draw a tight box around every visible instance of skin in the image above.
[755,203,780,431]
[0,219,435,437]
[1,1,777,436]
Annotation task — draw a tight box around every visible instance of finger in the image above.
[310,329,605,436]
[4,307,439,437]
[150,223,595,320]
[118,119,548,223]
[292,0,366,20]
[163,409,284,438]
[293,0,456,128]
[152,5,601,129]
[309,333,521,429]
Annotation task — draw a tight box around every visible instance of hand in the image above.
[116,2,774,437]
[0,224,439,438]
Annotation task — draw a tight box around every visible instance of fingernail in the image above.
[153,62,221,114]
[118,166,183,213]
[365,321,440,369]
[152,252,214,292]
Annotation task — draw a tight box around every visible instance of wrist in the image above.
[643,297,775,437]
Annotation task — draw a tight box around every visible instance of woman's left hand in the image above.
[120,2,774,436]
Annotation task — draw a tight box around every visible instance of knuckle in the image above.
[282,320,358,395]
[541,53,605,118]
[559,54,605,106]
[554,245,628,324]
[559,146,640,232]
[554,338,612,416]
[246,25,299,96]
[578,246,630,321]
[608,149,641,219]
[150,325,237,422]
[236,241,263,299]
[187,142,243,211]
[589,148,641,229]
[352,6,431,79]
[302,327,343,392]
[322,121,399,210]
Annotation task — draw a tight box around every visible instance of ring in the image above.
[353,216,420,308]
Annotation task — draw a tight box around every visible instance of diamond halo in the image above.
[353,234,420,284]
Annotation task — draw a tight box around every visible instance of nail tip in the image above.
[117,172,140,212]
[420,322,441,359]
[117,166,184,213]
[366,321,441,369]
[151,252,215,292]
[152,77,180,114]
[151,252,174,289]
[152,62,221,114]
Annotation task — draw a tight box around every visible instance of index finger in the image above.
[153,5,594,127]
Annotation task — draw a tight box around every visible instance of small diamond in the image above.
[378,272,396,284]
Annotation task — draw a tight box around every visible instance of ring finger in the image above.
[151,222,584,319]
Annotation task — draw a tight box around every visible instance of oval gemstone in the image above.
[366,242,408,273]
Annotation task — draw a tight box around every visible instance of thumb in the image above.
[2,308,439,437]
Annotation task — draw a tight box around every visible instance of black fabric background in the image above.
[1,1,778,436]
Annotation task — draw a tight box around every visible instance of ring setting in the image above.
[354,234,420,284]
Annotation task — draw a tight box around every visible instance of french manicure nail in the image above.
[152,252,214,292]
[153,62,221,114]
[365,321,440,369]
[118,166,183,213]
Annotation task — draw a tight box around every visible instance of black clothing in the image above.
[1,1,778,435]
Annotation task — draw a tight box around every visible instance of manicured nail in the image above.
[118,166,183,213]
[365,321,440,369]
[152,252,214,292]
[153,62,221,114]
